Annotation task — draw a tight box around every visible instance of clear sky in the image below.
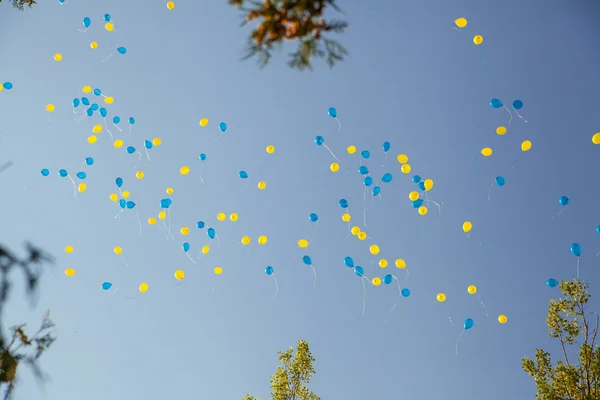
[1,0,600,399]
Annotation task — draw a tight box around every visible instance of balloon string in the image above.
[199,164,205,184]
[133,150,142,169]
[103,119,114,140]
[102,53,113,63]
[503,105,513,128]
[456,329,465,355]
[552,206,567,219]
[363,186,368,227]
[576,257,580,279]
[113,122,122,132]
[310,264,317,288]
[78,28,88,33]
[393,276,402,297]
[144,146,152,162]
[272,274,279,298]
[308,222,319,245]
[334,117,341,131]
[515,110,528,123]
[476,294,489,317]
[67,175,78,198]
[361,276,367,316]
[487,183,494,202]
[186,252,196,264]
[114,208,124,219]
[128,124,132,137]
[323,144,340,162]
[135,210,143,236]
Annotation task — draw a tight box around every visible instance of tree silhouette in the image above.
[243,339,320,400]
[0,0,37,11]
[522,279,600,399]
[228,0,348,71]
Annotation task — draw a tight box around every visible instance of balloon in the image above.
[496,126,507,135]
[344,256,354,268]
[181,226,190,235]
[361,150,370,159]
[363,176,373,186]
[65,268,76,277]
[593,133,600,145]
[105,22,114,31]
[128,117,136,125]
[463,221,472,233]
[498,315,508,324]
[113,246,123,255]
[437,293,446,302]
[229,213,239,222]
[214,267,223,275]
[180,166,190,175]
[424,179,434,191]
[167,1,175,10]
[395,259,406,269]
[53,53,63,62]
[83,17,91,27]
[208,228,216,239]
[401,288,411,297]
[521,140,532,152]
[85,157,94,165]
[481,147,492,157]
[378,259,388,268]
[199,118,208,127]
[339,199,348,209]
[381,173,392,183]
[65,245,74,253]
[219,122,227,132]
[490,98,503,108]
[182,242,190,252]
[354,266,364,277]
[397,154,408,163]
[115,177,123,187]
[90,42,98,49]
[266,145,275,154]
[570,243,582,257]
[546,278,559,288]
[341,213,351,222]
[104,14,112,22]
[139,282,149,293]
[454,17,467,28]
[495,176,506,186]
[330,162,339,172]
[369,244,380,255]
[298,239,309,248]
[59,169,68,178]
[119,199,126,208]
[464,318,474,330]
[199,153,207,161]
[412,199,424,208]
[327,107,337,118]
[309,213,319,222]
[383,274,392,284]
[101,282,112,290]
[372,186,380,196]
[559,196,569,206]
[135,171,144,179]
[302,255,312,265]
[174,270,185,280]
[257,181,266,190]
[216,213,226,222]
[347,145,356,154]
[197,221,205,229]
[41,168,50,176]
[258,235,268,244]
[46,104,55,112]
[315,136,324,146]
[596,225,600,234]
[358,166,369,175]
[372,277,382,286]
[117,47,127,55]
[76,172,87,180]
[265,266,274,275]
[512,100,523,110]
[467,285,477,295]
[473,35,483,45]
[383,142,391,152]
[241,236,251,245]
[239,170,248,179]
[100,108,107,117]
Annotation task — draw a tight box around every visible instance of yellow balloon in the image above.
[174,270,185,280]
[330,162,340,172]
[341,213,351,222]
[202,245,210,255]
[166,187,174,195]
[122,191,130,199]
[418,205,428,215]
[214,267,223,275]
[136,171,144,179]
[105,22,114,31]
[357,232,367,241]
[379,259,388,268]
[397,154,408,164]
[401,164,412,174]
[424,179,434,191]
[78,183,87,193]
[113,139,124,148]
[230,213,239,222]
[473,35,483,45]
[372,277,382,287]
[180,226,190,235]
[241,236,251,245]
[409,191,419,201]
[152,138,162,146]
[496,126,507,135]
[266,145,275,154]
[437,293,446,302]
[158,211,166,220]
[593,132,600,145]
[65,268,76,277]
[139,282,149,293]
[166,1,175,10]
[350,226,360,235]
[82,86,92,93]
[90,42,98,49]
[257,181,266,190]
[54,53,62,61]
[92,124,103,134]
[521,140,532,152]
[395,259,406,269]
[467,285,477,295]
[298,239,309,248]
[217,213,226,221]
[180,166,190,175]
[463,221,472,233]
[347,145,356,154]
[87,135,97,144]
[65,245,74,253]
[369,244,380,255]
[258,235,268,245]
[113,246,122,255]
[104,96,114,105]
[148,217,157,225]
[46,104,55,112]
[199,118,208,127]
[481,147,492,157]
[498,314,508,324]
[454,17,467,28]
[109,193,118,202]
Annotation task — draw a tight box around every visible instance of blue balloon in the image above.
[90,103,99,111]
[41,168,50,176]
[239,170,248,179]
[86,108,93,116]
[199,153,207,161]
[546,278,559,288]
[490,98,503,108]
[412,175,421,183]
[117,47,127,55]
[314,136,324,146]
[401,288,411,297]
[339,199,348,209]
[59,169,68,178]
[354,266,364,277]
[361,150,370,159]
[358,166,369,175]
[183,242,190,252]
[309,213,319,222]
[383,274,392,284]
[559,196,569,206]
[85,157,94,165]
[126,146,136,154]
[145,140,153,149]
[113,116,121,124]
[207,228,216,239]
[344,256,354,268]
[464,318,474,330]
[219,122,227,132]
[596,225,600,234]
[382,173,392,183]
[118,199,126,208]
[93,88,102,96]
[73,98,80,108]
[76,171,87,180]
[383,141,391,152]
[495,176,506,186]
[571,243,582,257]
[327,107,337,118]
[100,108,107,117]
[412,199,424,208]
[128,117,135,124]
[101,282,112,290]
[115,177,123,187]
[81,97,90,106]
[160,198,172,208]
[363,176,373,186]
[2,82,13,90]
[197,221,205,229]
[512,100,523,110]
[372,186,381,196]
[103,13,111,22]
[418,182,426,191]
[126,201,136,209]
[83,17,91,28]
[265,266,274,275]
[302,255,312,265]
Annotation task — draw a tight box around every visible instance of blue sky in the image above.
[2,0,600,399]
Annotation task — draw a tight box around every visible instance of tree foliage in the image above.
[0,243,55,400]
[0,0,37,11]
[228,0,348,71]
[243,339,320,400]
[522,279,600,400]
